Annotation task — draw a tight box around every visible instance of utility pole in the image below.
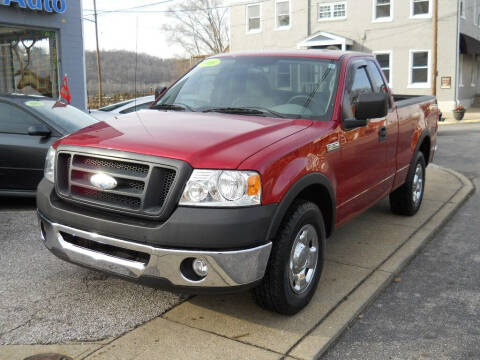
[432,0,438,96]
[93,0,103,107]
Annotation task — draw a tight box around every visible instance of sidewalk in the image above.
[439,118,480,125]
[1,166,473,360]
[440,106,480,125]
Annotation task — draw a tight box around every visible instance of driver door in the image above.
[0,101,57,192]
[336,60,390,223]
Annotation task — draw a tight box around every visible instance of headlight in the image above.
[44,146,56,183]
[180,170,261,207]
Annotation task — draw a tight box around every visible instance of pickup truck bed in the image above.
[394,94,437,107]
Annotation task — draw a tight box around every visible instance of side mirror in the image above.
[344,92,388,130]
[28,124,51,137]
[155,86,167,99]
[355,92,388,121]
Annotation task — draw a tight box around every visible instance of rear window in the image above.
[24,100,98,133]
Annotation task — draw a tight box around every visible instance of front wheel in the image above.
[254,200,326,315]
[390,152,426,216]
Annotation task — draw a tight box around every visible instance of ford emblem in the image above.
[90,173,118,190]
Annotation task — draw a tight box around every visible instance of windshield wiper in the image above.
[202,107,286,118]
[152,103,197,112]
[152,103,186,111]
[301,64,334,116]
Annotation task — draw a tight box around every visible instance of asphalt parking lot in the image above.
[0,201,185,345]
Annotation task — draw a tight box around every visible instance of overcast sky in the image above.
[82,0,185,59]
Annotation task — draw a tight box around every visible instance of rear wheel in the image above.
[254,200,326,315]
[390,152,426,216]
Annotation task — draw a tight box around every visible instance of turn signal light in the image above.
[248,174,261,196]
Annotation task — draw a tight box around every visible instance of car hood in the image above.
[88,110,120,121]
[56,110,313,169]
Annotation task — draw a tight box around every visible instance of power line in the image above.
[82,0,271,18]
[83,0,175,15]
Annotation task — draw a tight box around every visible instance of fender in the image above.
[413,129,431,164]
[265,172,336,241]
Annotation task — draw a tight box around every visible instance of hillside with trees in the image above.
[85,50,190,96]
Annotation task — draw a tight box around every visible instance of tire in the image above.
[253,200,326,315]
[389,152,426,216]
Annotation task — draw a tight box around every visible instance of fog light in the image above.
[192,258,208,277]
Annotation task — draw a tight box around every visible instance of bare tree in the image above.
[162,0,229,57]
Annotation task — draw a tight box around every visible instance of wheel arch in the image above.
[415,130,431,166]
[266,173,336,241]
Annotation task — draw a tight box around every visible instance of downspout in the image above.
[455,0,461,106]
[307,0,311,36]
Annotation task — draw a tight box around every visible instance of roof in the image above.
[297,32,354,50]
[213,49,373,61]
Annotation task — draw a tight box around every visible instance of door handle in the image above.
[379,126,387,142]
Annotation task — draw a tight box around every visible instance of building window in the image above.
[409,50,430,88]
[374,51,392,86]
[460,0,466,19]
[275,0,291,29]
[333,3,346,17]
[318,4,332,19]
[0,26,59,98]
[318,2,347,21]
[374,0,393,21]
[411,0,431,18]
[246,4,261,33]
[277,62,292,89]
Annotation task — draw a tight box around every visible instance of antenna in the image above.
[134,16,139,111]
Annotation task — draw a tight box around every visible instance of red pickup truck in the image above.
[37,51,439,315]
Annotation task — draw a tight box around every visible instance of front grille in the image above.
[55,151,178,218]
[71,185,142,210]
[73,155,149,177]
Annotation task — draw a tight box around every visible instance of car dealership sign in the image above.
[0,0,67,13]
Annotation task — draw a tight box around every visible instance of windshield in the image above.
[24,100,99,133]
[153,56,340,120]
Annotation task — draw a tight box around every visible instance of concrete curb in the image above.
[290,165,474,359]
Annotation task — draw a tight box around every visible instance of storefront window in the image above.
[0,26,59,98]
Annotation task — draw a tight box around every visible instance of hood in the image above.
[89,110,120,121]
[56,110,313,169]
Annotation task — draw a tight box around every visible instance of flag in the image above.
[60,74,71,104]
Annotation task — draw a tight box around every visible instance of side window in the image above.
[367,61,388,94]
[368,61,391,108]
[349,67,373,104]
[343,66,373,120]
[0,102,40,135]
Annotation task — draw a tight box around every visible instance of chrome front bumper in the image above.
[38,213,272,289]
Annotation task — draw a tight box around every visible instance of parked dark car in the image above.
[0,94,98,196]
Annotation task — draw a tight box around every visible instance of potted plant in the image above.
[453,104,465,121]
